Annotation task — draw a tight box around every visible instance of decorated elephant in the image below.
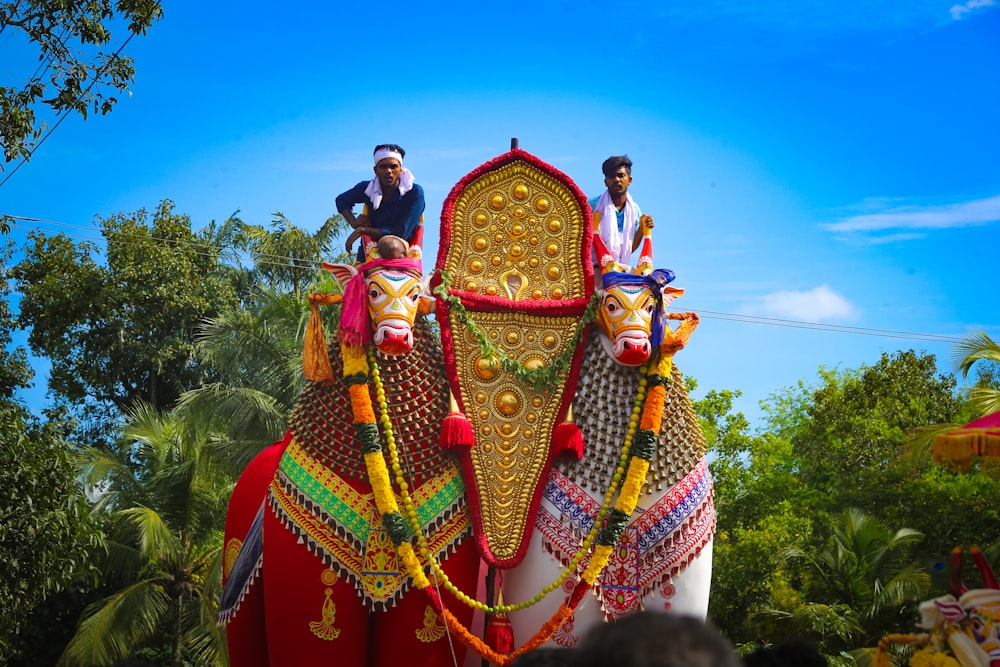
[220,256,481,667]
[220,147,715,666]
[503,320,714,648]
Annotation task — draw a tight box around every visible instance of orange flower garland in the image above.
[339,310,697,666]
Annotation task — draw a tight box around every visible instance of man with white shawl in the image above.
[336,143,425,261]
[589,155,653,269]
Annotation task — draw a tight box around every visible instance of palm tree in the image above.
[60,403,232,666]
[176,280,338,473]
[177,213,351,473]
[903,331,1000,465]
[786,508,930,650]
[954,331,1000,417]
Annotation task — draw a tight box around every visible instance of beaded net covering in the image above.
[540,330,715,618]
[278,316,471,609]
[289,316,456,486]
[557,331,706,494]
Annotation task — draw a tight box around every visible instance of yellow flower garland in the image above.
[342,327,681,664]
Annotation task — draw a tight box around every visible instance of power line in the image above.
[4,214,329,273]
[681,309,968,344]
[0,2,163,188]
[0,212,982,346]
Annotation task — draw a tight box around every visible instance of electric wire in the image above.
[0,212,982,346]
[0,2,163,189]
[4,214,329,274]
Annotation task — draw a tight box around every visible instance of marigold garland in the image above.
[910,647,961,667]
[640,385,666,431]
[349,384,375,423]
[433,270,599,391]
[874,633,930,667]
[341,320,685,665]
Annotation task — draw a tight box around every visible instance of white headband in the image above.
[373,148,403,165]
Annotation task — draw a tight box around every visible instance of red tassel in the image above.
[553,404,584,460]
[485,614,515,655]
[440,392,474,450]
[440,413,474,450]
[554,421,584,461]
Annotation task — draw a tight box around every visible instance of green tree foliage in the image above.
[954,331,1000,417]
[0,0,162,166]
[0,245,31,395]
[0,247,103,662]
[173,212,349,471]
[232,211,352,298]
[176,283,334,473]
[787,508,930,648]
[10,200,240,440]
[0,407,105,662]
[789,351,959,495]
[6,204,347,662]
[705,349,1000,656]
[62,403,230,666]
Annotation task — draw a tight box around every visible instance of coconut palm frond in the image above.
[117,506,183,565]
[901,423,964,468]
[872,562,931,613]
[59,579,171,666]
[121,402,172,447]
[968,385,1000,418]
[99,539,144,587]
[176,384,287,444]
[953,331,1000,377]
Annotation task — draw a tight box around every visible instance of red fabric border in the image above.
[431,147,594,296]
[432,148,595,569]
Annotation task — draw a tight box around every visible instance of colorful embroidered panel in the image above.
[271,437,470,611]
[537,458,716,619]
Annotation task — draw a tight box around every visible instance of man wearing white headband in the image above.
[589,155,654,267]
[336,143,424,261]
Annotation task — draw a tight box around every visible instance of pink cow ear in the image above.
[661,286,685,307]
[323,261,359,287]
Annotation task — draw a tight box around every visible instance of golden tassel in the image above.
[303,293,342,383]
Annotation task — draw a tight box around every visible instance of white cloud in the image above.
[825,194,1000,233]
[951,0,996,20]
[857,232,927,245]
[749,285,860,322]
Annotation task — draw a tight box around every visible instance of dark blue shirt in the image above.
[336,180,425,252]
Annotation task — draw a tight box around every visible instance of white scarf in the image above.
[594,189,638,265]
[363,167,414,210]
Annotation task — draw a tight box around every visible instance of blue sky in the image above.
[2,1,998,426]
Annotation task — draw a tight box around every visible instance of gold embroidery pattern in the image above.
[309,570,341,640]
[450,309,578,562]
[440,153,591,565]
[415,605,447,643]
[223,538,243,579]
[444,160,587,300]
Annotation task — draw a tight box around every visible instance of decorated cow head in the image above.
[594,270,684,366]
[591,222,684,366]
[324,258,429,355]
